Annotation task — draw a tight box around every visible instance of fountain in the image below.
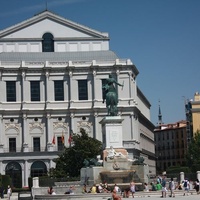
[80,116,149,190]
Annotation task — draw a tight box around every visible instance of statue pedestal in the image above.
[100,116,124,149]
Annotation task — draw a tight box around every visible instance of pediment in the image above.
[0,11,109,40]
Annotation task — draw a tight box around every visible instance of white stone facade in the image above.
[0,11,155,187]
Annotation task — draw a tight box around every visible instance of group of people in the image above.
[82,181,136,199]
[82,182,112,194]
[47,177,200,198]
[112,181,136,200]
[0,185,12,199]
[155,175,200,198]
[48,185,75,195]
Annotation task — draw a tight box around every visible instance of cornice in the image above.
[0,11,109,39]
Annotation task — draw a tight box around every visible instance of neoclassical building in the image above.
[0,10,155,187]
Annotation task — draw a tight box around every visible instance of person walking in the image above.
[195,179,200,194]
[169,177,175,197]
[161,176,167,198]
[7,185,12,200]
[130,181,136,198]
[183,179,189,196]
[0,185,4,198]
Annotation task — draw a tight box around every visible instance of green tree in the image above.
[185,130,200,172]
[52,128,102,178]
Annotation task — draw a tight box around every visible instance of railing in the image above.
[1,146,64,153]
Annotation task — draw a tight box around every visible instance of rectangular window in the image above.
[9,138,16,152]
[33,137,40,152]
[54,80,64,101]
[6,81,16,102]
[57,137,64,151]
[78,80,88,100]
[31,81,40,101]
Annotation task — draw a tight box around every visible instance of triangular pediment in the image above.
[0,10,109,40]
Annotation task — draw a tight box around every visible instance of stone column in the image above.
[180,172,184,183]
[24,160,29,187]
[0,114,3,148]
[46,114,51,144]
[70,113,74,133]
[197,171,200,180]
[130,113,134,140]
[32,177,39,188]
[129,72,134,100]
[116,70,120,100]
[0,161,3,174]
[22,114,27,147]
[45,70,49,101]
[92,70,96,101]
[69,70,75,101]
[94,112,98,139]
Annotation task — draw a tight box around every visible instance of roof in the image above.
[0,10,108,39]
[0,51,118,62]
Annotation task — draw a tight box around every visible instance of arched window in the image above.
[31,161,47,177]
[42,33,54,52]
[6,162,22,188]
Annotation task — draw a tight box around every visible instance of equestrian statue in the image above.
[102,74,123,116]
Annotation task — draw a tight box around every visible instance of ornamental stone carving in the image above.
[5,123,20,134]
[53,122,68,131]
[77,121,92,134]
[29,122,44,132]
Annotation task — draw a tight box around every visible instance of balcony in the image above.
[0,145,65,154]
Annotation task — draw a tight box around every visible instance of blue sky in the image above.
[0,0,200,125]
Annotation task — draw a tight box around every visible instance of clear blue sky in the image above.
[0,0,200,125]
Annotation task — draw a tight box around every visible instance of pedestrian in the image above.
[112,189,121,200]
[47,186,53,195]
[65,185,75,194]
[114,184,121,193]
[130,181,135,198]
[103,181,111,193]
[0,185,4,198]
[156,181,162,190]
[194,179,200,194]
[98,183,104,193]
[82,184,88,194]
[150,182,157,191]
[7,185,12,200]
[144,182,149,192]
[89,184,97,193]
[183,179,189,196]
[161,176,167,198]
[169,177,175,197]
[123,186,130,198]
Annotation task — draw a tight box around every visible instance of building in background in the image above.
[154,120,187,173]
[0,10,155,187]
[190,92,200,134]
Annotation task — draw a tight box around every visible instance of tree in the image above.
[185,130,200,172]
[52,128,102,178]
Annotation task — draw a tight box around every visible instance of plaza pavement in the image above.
[8,190,200,200]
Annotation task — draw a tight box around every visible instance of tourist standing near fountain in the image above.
[130,181,136,198]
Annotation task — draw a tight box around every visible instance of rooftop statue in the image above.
[102,74,123,116]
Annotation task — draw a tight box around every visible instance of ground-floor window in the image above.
[31,161,47,177]
[5,162,22,188]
